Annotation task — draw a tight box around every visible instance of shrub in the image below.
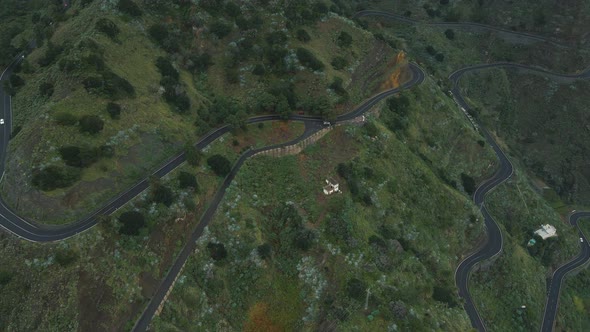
[54,112,78,126]
[461,173,476,195]
[207,154,232,177]
[433,286,458,307]
[185,144,203,166]
[95,18,120,39]
[117,0,142,17]
[207,242,228,261]
[265,31,288,45]
[151,184,174,207]
[148,24,168,45]
[444,29,455,40]
[38,42,63,67]
[252,63,266,76]
[188,53,212,74]
[118,211,145,235]
[155,57,179,80]
[79,115,104,134]
[435,53,445,62]
[210,20,232,38]
[295,229,315,251]
[106,102,121,119]
[337,31,353,48]
[55,249,79,267]
[296,29,311,42]
[296,48,324,71]
[59,145,101,168]
[331,56,348,70]
[178,171,198,191]
[347,278,366,300]
[224,2,241,18]
[257,243,272,259]
[39,82,54,97]
[31,165,80,191]
[0,270,12,285]
[425,45,437,55]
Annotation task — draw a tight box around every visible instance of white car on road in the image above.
[0,119,4,125]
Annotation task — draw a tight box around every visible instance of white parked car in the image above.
[581,238,584,243]
[0,119,4,125]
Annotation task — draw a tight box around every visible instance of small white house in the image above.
[534,224,557,240]
[323,178,340,195]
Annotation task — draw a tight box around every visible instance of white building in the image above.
[323,178,340,195]
[534,224,557,240]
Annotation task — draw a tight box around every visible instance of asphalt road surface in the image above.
[2,10,590,331]
[131,65,425,332]
[540,212,590,332]
[357,9,590,332]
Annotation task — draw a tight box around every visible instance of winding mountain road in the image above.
[2,9,590,331]
[357,9,590,332]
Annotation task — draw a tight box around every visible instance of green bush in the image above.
[444,29,455,40]
[184,144,203,166]
[0,270,13,285]
[155,57,179,80]
[337,31,352,48]
[32,165,81,191]
[151,184,174,207]
[118,211,146,235]
[296,47,324,71]
[331,56,348,70]
[39,82,54,97]
[106,102,121,119]
[95,18,120,39]
[207,154,232,177]
[54,112,78,126]
[461,173,476,195]
[148,24,168,45]
[207,242,228,261]
[117,0,142,17]
[55,249,79,267]
[210,20,232,39]
[178,171,198,191]
[296,29,311,42]
[252,63,266,76]
[188,53,212,74]
[257,243,272,259]
[59,145,101,168]
[79,115,104,134]
[347,278,366,300]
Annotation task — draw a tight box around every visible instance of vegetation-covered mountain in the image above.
[0,0,589,331]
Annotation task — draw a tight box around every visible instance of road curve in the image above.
[449,63,590,331]
[541,212,590,332]
[130,66,424,331]
[353,10,574,49]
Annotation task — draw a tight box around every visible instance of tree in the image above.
[275,95,291,119]
[118,211,145,235]
[79,115,104,134]
[55,249,79,267]
[331,56,348,70]
[296,29,311,42]
[178,171,198,191]
[224,2,241,18]
[148,24,168,45]
[207,154,232,177]
[95,18,120,39]
[257,243,272,259]
[461,173,476,195]
[435,53,445,62]
[155,57,179,80]
[39,82,54,97]
[347,278,366,300]
[184,144,203,166]
[54,112,78,126]
[444,29,455,40]
[337,31,352,48]
[210,20,232,39]
[151,183,174,207]
[207,242,227,261]
[252,63,265,76]
[31,165,81,191]
[117,0,142,17]
[296,48,324,71]
[106,102,121,119]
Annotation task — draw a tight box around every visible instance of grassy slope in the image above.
[0,117,304,331]
[557,218,590,331]
[152,72,496,330]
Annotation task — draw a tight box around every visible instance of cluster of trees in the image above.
[296,47,324,71]
[337,162,375,206]
[95,18,120,40]
[82,69,135,100]
[155,56,191,113]
[425,45,445,62]
[59,144,113,168]
[32,165,81,191]
[381,93,412,134]
[263,203,316,257]
[207,154,232,177]
[54,112,105,134]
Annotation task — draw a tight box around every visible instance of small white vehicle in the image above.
[0,119,4,125]
[581,238,584,243]
[323,121,331,126]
